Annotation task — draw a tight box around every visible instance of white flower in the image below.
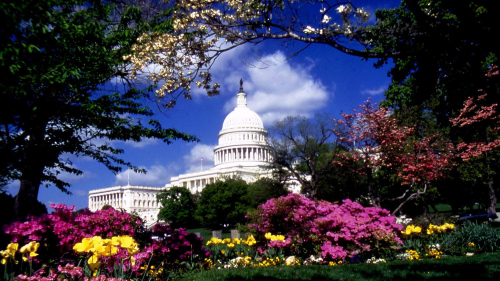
[303,26,316,34]
[322,15,332,24]
[336,5,346,13]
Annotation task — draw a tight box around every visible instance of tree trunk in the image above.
[487,177,497,214]
[14,178,41,221]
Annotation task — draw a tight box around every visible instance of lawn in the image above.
[187,228,233,243]
[181,252,500,281]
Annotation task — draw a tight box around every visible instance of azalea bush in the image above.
[248,194,404,262]
[3,205,140,263]
[1,205,210,280]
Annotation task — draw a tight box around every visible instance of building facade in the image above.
[88,185,163,224]
[88,83,277,225]
[166,83,274,192]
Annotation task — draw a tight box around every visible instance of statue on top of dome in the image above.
[239,78,244,93]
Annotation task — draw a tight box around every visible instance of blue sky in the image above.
[6,0,402,211]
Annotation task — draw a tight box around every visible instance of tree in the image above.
[246,178,289,209]
[449,89,500,213]
[126,0,392,101]
[333,100,453,215]
[157,186,197,228]
[268,114,337,199]
[195,179,250,229]
[0,0,196,220]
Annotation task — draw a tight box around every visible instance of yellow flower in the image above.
[1,243,19,265]
[227,243,235,248]
[73,237,94,252]
[117,235,138,255]
[265,233,272,240]
[406,249,419,260]
[232,238,241,245]
[243,235,257,246]
[87,254,101,274]
[20,241,40,261]
[221,249,226,255]
[270,234,285,242]
[468,242,475,247]
[7,243,18,253]
[127,245,140,255]
[208,237,222,245]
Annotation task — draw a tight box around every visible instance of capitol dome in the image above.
[214,81,273,169]
[221,94,264,132]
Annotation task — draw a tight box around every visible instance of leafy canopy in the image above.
[157,186,197,228]
[0,0,196,219]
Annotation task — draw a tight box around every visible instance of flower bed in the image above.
[2,195,500,280]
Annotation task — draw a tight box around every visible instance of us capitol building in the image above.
[88,82,280,225]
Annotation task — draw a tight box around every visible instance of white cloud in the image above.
[122,138,160,148]
[114,164,180,187]
[89,136,160,149]
[222,51,330,125]
[72,189,89,197]
[183,143,216,173]
[57,169,96,183]
[361,86,386,96]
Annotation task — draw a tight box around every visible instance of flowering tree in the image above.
[333,100,453,215]
[127,0,382,106]
[450,90,500,213]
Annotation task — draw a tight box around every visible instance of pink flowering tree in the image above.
[249,194,403,261]
[450,91,500,213]
[333,100,454,215]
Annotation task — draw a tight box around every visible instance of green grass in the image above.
[428,203,500,213]
[187,228,232,243]
[180,252,500,281]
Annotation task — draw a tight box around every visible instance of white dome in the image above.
[220,91,265,132]
[213,84,272,169]
[222,106,264,131]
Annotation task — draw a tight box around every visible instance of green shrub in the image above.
[441,222,500,254]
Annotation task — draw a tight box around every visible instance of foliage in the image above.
[128,0,378,103]
[246,178,289,209]
[157,187,197,228]
[195,179,250,229]
[3,205,140,263]
[0,193,46,248]
[204,236,257,267]
[333,100,453,214]
[142,224,210,276]
[449,91,500,213]
[248,194,403,261]
[440,222,500,255]
[181,252,500,281]
[1,206,210,280]
[0,0,197,220]
[374,1,499,120]
[268,114,336,199]
[372,0,500,214]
